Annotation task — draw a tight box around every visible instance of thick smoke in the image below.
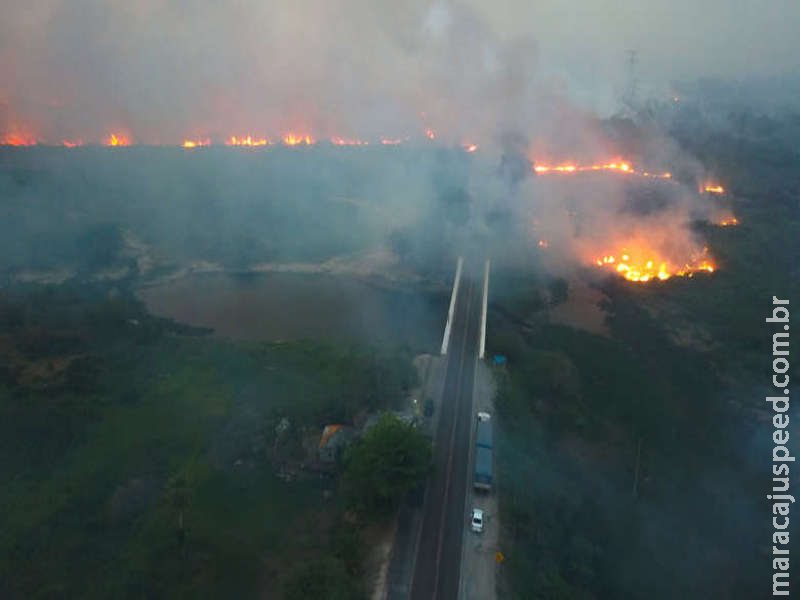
[1,0,549,146]
[0,0,751,283]
[2,0,798,144]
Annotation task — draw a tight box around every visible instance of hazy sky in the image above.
[467,0,800,96]
[1,0,797,144]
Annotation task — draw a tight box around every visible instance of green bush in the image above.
[342,413,431,516]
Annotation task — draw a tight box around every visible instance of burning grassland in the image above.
[226,136,269,147]
[532,160,672,180]
[0,134,738,290]
[593,244,714,282]
[523,163,734,284]
[104,133,130,146]
[1,133,39,146]
[183,138,211,148]
[0,129,456,149]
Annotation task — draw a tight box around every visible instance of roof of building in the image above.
[320,424,343,448]
[319,424,355,449]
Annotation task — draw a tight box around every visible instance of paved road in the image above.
[410,274,480,600]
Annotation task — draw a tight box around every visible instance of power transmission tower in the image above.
[624,49,639,112]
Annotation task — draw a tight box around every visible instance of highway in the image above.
[410,271,481,600]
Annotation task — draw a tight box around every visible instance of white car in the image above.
[471,508,484,533]
[477,411,491,422]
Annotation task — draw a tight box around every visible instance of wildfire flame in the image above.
[532,161,672,179]
[719,216,739,227]
[594,245,715,282]
[425,128,436,140]
[1,134,37,146]
[183,138,210,148]
[105,134,130,146]
[538,240,549,248]
[380,138,404,145]
[704,185,725,194]
[226,136,269,147]
[282,133,315,146]
[62,139,83,148]
[463,143,478,153]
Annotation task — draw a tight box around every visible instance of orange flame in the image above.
[463,143,478,153]
[105,134,130,146]
[380,138,404,145]
[719,216,739,227]
[282,133,314,146]
[594,244,715,282]
[704,185,725,194]
[533,160,675,180]
[183,138,210,148]
[62,139,83,148]
[425,128,436,140]
[1,134,37,146]
[538,240,549,248]
[226,136,269,147]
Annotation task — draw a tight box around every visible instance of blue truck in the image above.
[476,419,493,449]
[473,416,493,490]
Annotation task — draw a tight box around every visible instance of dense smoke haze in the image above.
[2,0,767,280]
[3,0,797,146]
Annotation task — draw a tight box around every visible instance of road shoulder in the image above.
[459,358,499,600]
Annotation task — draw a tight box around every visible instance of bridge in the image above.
[386,257,491,600]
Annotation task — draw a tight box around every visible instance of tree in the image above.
[343,413,431,516]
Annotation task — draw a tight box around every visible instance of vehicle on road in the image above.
[471,508,484,533]
[476,418,493,449]
[474,445,492,490]
[474,412,494,490]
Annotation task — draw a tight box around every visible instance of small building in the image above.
[318,424,356,463]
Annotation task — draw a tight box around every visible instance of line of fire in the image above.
[1,127,736,286]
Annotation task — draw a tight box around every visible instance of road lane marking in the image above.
[479,259,490,359]
[441,256,463,355]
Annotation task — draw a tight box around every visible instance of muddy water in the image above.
[138,272,447,351]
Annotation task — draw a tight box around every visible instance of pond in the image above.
[138,271,448,351]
